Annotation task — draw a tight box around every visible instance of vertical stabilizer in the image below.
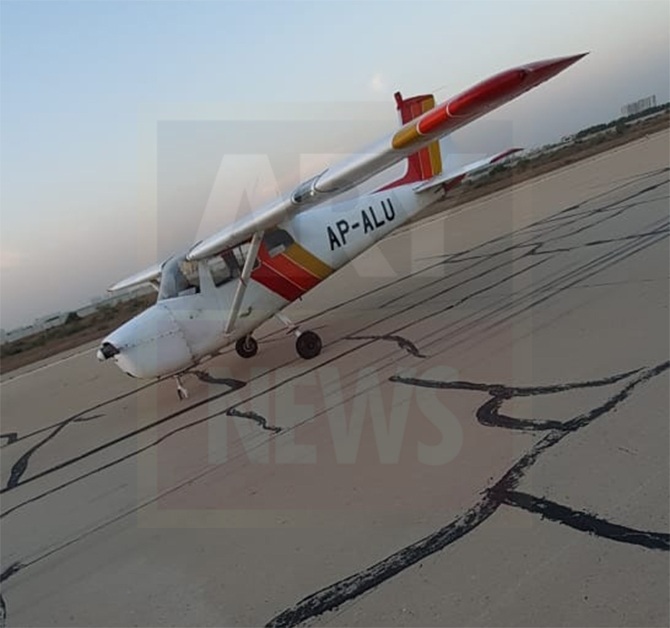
[379,91,443,190]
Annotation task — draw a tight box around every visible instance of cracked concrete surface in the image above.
[0,131,668,627]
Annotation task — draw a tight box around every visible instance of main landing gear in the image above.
[295,330,322,359]
[276,312,322,360]
[234,313,323,361]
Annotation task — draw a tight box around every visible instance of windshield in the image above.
[158,254,198,300]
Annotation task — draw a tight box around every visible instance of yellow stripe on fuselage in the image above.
[284,243,333,280]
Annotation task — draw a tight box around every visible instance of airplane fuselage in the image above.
[100,182,435,379]
[97,53,587,382]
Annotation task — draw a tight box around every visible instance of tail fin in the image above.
[380,92,443,190]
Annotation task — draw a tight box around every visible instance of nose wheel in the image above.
[235,335,258,358]
[174,374,189,400]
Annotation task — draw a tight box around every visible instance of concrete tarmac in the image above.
[1,131,668,627]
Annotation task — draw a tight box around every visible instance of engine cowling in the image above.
[96,303,194,378]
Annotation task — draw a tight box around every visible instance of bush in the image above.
[65,311,82,324]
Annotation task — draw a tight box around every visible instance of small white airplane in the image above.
[97,53,586,398]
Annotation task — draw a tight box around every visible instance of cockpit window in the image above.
[157,249,246,301]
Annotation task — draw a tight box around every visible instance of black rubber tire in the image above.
[296,331,322,359]
[235,335,258,358]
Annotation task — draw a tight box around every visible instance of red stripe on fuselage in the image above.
[252,261,305,302]
[252,243,330,302]
[263,251,322,292]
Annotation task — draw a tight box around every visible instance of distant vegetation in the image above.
[574,102,670,140]
[414,105,669,223]
[0,294,155,365]
[462,104,670,191]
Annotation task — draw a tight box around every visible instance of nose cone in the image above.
[97,304,194,378]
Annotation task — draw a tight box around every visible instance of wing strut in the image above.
[224,230,264,335]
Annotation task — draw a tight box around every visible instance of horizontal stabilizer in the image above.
[108,261,164,293]
[413,148,523,194]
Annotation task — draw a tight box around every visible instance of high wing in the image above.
[187,54,587,262]
[107,53,585,313]
[107,261,164,293]
[109,147,521,295]
[413,147,523,194]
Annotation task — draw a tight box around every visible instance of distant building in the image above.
[34,312,68,331]
[621,95,657,117]
[0,313,68,345]
[1,285,155,345]
[77,285,154,319]
[1,325,39,344]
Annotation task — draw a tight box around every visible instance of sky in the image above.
[1,0,668,330]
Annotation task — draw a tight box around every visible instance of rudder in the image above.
[380,92,443,190]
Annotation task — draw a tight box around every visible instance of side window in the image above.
[205,246,258,287]
[231,243,261,270]
[263,229,295,258]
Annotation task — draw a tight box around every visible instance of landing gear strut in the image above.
[274,312,322,360]
[235,335,258,358]
[174,374,189,400]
